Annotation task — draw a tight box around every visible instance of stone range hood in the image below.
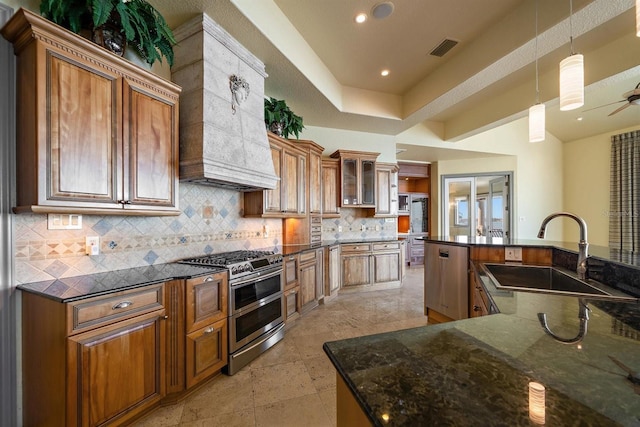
[171,14,278,192]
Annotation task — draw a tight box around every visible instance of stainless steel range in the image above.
[180,250,285,374]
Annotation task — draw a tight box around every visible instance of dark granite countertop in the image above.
[17,263,224,303]
[424,235,640,269]
[324,264,640,426]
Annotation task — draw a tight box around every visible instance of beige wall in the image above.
[563,124,640,247]
[300,125,397,162]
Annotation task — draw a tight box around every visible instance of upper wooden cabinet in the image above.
[330,150,379,208]
[244,133,307,218]
[1,9,181,215]
[374,162,399,217]
[321,159,341,218]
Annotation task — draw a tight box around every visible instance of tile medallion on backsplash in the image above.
[169,219,183,232]
[204,245,213,255]
[202,205,214,219]
[44,260,71,278]
[143,250,159,265]
[108,241,118,250]
[179,236,187,244]
[184,205,196,218]
[92,219,113,236]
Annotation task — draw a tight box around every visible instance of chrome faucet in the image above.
[537,212,588,280]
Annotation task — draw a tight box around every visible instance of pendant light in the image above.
[559,0,584,111]
[529,0,545,143]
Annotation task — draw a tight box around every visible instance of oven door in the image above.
[229,269,284,352]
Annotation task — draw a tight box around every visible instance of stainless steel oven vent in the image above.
[429,38,459,57]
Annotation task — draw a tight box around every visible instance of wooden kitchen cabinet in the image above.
[330,150,379,208]
[299,249,324,315]
[297,140,324,214]
[244,132,307,218]
[165,272,228,401]
[321,159,341,217]
[324,244,341,301]
[284,286,301,323]
[1,9,180,216]
[284,254,299,290]
[341,242,403,291]
[374,162,399,217]
[21,283,166,427]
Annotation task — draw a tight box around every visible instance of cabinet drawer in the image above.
[341,243,372,253]
[68,284,164,334]
[311,234,322,243]
[373,242,400,251]
[185,272,228,333]
[300,250,316,263]
[311,216,322,225]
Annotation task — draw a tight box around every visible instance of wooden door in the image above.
[284,255,299,290]
[299,261,317,311]
[123,79,178,211]
[309,150,322,214]
[328,245,341,294]
[265,144,283,213]
[164,280,185,395]
[373,252,401,284]
[315,248,324,299]
[321,159,340,217]
[342,253,371,287]
[284,286,301,322]
[282,148,305,213]
[46,51,121,209]
[185,273,228,333]
[67,310,165,427]
[185,318,227,388]
[375,168,392,215]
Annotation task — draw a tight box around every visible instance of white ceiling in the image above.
[150,0,640,161]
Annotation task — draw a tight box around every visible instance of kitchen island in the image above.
[324,238,640,426]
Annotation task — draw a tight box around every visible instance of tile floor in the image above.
[131,267,427,427]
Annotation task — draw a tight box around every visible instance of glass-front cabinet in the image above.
[330,150,379,208]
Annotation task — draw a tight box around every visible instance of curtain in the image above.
[609,130,640,252]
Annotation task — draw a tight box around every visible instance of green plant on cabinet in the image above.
[264,96,305,139]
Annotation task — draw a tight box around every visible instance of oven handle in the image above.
[232,322,285,358]
[230,268,282,288]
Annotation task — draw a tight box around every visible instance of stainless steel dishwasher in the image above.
[424,242,469,320]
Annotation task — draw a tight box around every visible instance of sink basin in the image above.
[481,263,636,301]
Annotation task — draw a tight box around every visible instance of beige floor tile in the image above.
[179,407,255,427]
[181,369,254,421]
[251,360,316,407]
[303,354,337,392]
[317,388,338,427]
[254,393,333,427]
[130,266,425,427]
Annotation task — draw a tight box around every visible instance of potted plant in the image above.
[39,0,176,67]
[264,97,305,139]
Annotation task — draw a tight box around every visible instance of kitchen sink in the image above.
[481,263,636,301]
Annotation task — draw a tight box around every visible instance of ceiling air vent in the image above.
[429,38,459,57]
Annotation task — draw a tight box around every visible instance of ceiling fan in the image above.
[608,82,640,116]
[582,82,640,116]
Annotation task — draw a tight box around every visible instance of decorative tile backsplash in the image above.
[13,184,395,284]
[13,183,282,284]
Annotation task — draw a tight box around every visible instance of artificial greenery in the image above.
[40,0,176,66]
[264,97,304,139]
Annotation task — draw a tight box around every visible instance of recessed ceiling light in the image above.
[355,13,367,23]
[381,69,390,77]
[371,2,394,19]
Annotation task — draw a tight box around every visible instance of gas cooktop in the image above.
[179,250,283,280]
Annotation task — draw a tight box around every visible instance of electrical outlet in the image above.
[262,225,269,238]
[505,246,522,262]
[338,226,343,233]
[361,224,367,232]
[86,236,100,256]
[48,214,82,230]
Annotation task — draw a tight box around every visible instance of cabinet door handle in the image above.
[203,327,215,334]
[118,200,132,205]
[473,305,482,312]
[204,276,214,282]
[112,301,133,310]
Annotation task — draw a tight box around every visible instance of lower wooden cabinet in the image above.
[21,283,167,427]
[341,242,403,291]
[284,286,301,322]
[67,311,166,426]
[165,272,228,401]
[299,249,324,314]
[185,318,227,388]
[324,244,341,301]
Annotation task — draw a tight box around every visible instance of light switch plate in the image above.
[48,214,82,230]
[505,247,523,262]
[86,236,100,256]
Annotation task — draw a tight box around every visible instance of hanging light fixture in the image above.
[636,0,640,36]
[529,0,545,142]
[559,0,584,111]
